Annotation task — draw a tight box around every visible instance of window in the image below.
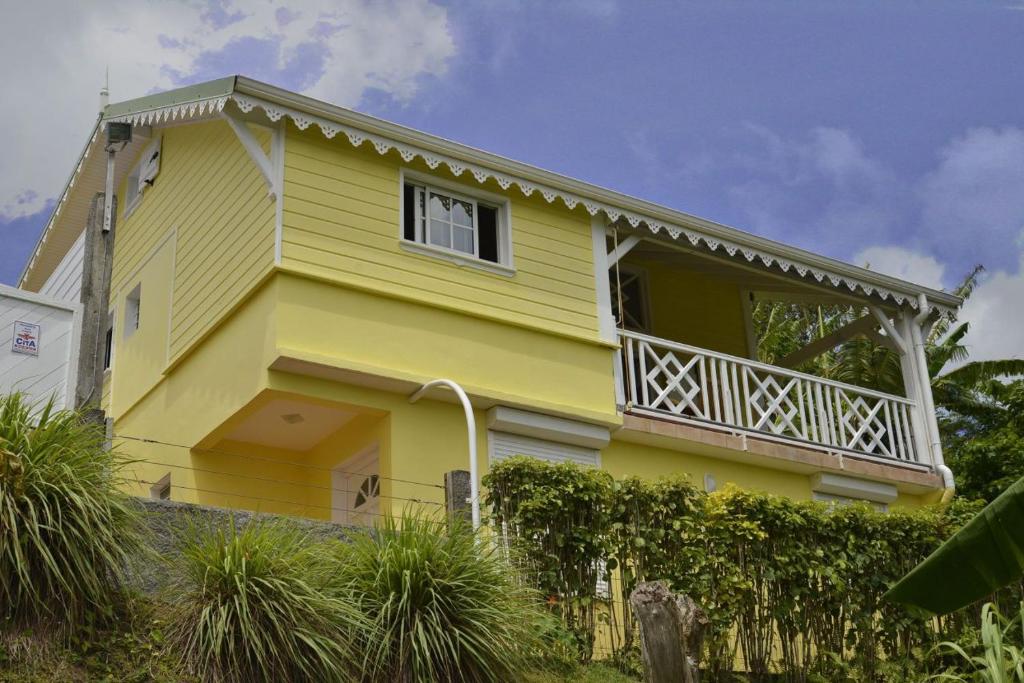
[488,431,600,468]
[124,284,141,339]
[401,175,509,269]
[123,137,161,217]
[150,473,171,500]
[812,491,888,513]
[102,312,114,370]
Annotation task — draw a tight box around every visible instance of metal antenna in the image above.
[99,67,109,111]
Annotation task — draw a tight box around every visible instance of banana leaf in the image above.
[885,475,1024,615]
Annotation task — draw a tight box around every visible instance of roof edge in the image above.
[233,77,960,309]
[25,75,962,311]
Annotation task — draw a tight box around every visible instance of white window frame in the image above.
[124,163,143,217]
[123,283,141,340]
[399,169,515,276]
[123,137,160,219]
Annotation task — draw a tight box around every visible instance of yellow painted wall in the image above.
[281,123,599,342]
[631,256,750,358]
[112,119,276,370]
[602,437,814,500]
[109,234,174,416]
[115,279,279,498]
[274,272,618,424]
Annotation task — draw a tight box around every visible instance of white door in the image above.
[331,446,379,526]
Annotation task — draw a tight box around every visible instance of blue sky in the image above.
[2,0,1022,359]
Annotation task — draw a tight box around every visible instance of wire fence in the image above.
[113,432,450,522]
[114,433,445,490]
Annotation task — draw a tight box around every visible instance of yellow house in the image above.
[17,76,961,524]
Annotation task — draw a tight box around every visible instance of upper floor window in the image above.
[124,137,162,217]
[401,173,511,272]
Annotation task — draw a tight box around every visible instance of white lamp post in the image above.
[409,379,479,529]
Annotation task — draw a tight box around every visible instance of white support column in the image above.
[270,122,285,264]
[912,296,947,470]
[591,216,616,343]
[896,312,935,467]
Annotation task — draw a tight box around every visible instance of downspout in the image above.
[913,294,955,502]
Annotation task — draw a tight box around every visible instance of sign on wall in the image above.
[11,321,40,356]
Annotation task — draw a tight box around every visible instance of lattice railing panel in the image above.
[620,331,920,464]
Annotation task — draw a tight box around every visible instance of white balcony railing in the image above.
[619,330,922,465]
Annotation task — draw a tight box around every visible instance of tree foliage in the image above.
[754,266,1024,502]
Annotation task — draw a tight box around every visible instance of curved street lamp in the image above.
[408,379,480,529]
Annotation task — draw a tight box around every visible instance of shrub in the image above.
[485,456,990,680]
[0,393,142,629]
[168,519,367,683]
[336,513,549,682]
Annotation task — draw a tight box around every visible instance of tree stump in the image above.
[629,581,708,683]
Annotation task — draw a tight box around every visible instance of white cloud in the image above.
[919,127,1024,272]
[0,0,454,220]
[853,245,947,291]
[959,251,1024,363]
[853,242,1024,364]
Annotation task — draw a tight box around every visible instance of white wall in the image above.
[0,285,80,410]
[39,230,85,303]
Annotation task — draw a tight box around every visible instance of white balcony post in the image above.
[912,296,948,471]
[591,216,616,344]
[895,312,935,467]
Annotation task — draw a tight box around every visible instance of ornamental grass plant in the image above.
[335,513,551,683]
[167,519,370,683]
[0,393,143,630]
[932,602,1024,683]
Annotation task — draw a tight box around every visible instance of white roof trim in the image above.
[49,83,958,314]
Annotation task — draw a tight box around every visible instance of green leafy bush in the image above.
[485,456,989,681]
[0,394,142,629]
[168,519,367,683]
[335,513,549,682]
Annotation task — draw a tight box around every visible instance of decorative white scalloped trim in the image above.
[106,94,953,313]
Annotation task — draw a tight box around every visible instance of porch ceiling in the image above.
[621,237,902,310]
[223,397,356,451]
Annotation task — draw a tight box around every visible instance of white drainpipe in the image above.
[913,294,955,500]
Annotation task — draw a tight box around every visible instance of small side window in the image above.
[150,473,171,500]
[124,285,141,339]
[102,313,114,370]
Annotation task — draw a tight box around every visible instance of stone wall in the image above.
[130,498,356,593]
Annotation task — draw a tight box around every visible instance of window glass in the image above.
[403,181,505,264]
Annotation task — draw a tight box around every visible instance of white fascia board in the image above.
[811,472,898,504]
[486,406,610,449]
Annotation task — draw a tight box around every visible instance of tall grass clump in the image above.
[337,513,550,683]
[0,393,142,628]
[168,519,369,683]
[932,602,1024,682]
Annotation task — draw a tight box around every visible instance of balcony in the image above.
[617,330,925,468]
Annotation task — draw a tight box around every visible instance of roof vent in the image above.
[107,122,132,147]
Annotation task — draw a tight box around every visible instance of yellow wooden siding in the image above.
[281,127,599,340]
[111,120,276,366]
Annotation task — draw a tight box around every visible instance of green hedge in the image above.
[484,456,987,681]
